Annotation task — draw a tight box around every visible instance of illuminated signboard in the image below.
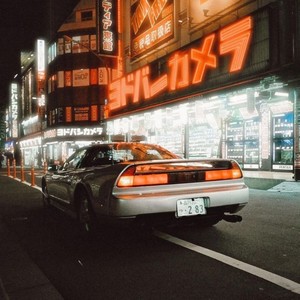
[97,0,118,56]
[190,0,241,25]
[73,69,90,87]
[57,127,103,137]
[10,83,19,138]
[130,0,174,59]
[108,16,253,113]
[36,39,45,80]
[44,127,104,138]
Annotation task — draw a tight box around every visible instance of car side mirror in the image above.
[47,164,59,172]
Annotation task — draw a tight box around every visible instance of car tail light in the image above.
[205,162,242,181]
[117,166,168,187]
[117,161,243,187]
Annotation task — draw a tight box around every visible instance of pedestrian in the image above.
[0,152,4,169]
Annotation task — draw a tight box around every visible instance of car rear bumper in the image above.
[107,181,249,218]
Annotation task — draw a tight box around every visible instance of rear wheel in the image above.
[77,191,96,235]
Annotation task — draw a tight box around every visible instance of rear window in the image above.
[114,144,178,161]
[82,143,178,167]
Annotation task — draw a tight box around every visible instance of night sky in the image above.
[0,0,80,106]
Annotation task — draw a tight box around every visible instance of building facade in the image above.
[105,0,300,175]
[43,0,119,164]
[13,43,46,167]
[7,0,300,178]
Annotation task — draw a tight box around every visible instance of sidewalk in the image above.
[243,170,294,181]
[243,170,300,192]
[0,175,63,300]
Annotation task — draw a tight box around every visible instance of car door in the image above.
[47,148,87,206]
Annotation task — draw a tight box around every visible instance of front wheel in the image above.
[77,192,97,235]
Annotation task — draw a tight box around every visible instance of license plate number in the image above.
[176,198,207,218]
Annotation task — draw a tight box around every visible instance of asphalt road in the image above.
[0,171,300,300]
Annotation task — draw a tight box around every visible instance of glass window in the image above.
[273,139,293,165]
[81,11,92,21]
[63,148,87,170]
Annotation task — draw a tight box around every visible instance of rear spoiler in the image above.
[116,159,243,187]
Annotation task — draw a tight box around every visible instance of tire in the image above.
[77,191,97,235]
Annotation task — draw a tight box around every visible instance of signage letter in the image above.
[219,16,252,72]
[191,34,217,84]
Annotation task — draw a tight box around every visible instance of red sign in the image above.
[131,0,174,59]
[109,16,253,112]
[97,0,118,56]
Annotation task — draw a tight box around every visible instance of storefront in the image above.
[43,126,107,165]
[19,134,43,167]
[104,3,300,174]
[107,81,294,172]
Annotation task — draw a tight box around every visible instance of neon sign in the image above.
[10,83,19,138]
[97,0,118,56]
[57,127,103,137]
[36,39,45,80]
[109,16,253,113]
[131,0,174,59]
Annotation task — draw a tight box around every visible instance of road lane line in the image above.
[154,230,300,295]
[12,177,42,192]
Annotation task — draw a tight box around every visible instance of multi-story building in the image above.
[44,0,120,164]
[10,0,300,178]
[104,0,300,177]
[13,41,46,167]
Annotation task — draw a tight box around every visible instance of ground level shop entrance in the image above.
[107,82,295,172]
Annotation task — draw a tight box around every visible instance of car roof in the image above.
[85,142,157,148]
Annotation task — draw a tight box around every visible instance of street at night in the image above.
[0,172,299,299]
[1,1,300,299]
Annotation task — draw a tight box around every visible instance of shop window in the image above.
[63,148,87,170]
[273,139,293,165]
[272,112,294,170]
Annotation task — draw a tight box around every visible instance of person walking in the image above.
[0,152,4,169]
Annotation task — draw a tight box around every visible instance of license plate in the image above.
[176,198,207,218]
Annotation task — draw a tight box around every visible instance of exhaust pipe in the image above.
[223,214,242,223]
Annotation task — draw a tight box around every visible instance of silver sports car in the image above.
[42,142,249,233]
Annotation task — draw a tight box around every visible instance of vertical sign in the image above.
[36,39,46,118]
[10,83,19,138]
[36,39,45,80]
[97,0,118,56]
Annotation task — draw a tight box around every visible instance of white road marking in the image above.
[13,177,42,192]
[154,230,300,295]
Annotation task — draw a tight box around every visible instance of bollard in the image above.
[20,161,25,182]
[7,159,10,177]
[13,159,16,179]
[44,161,48,174]
[31,166,35,186]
